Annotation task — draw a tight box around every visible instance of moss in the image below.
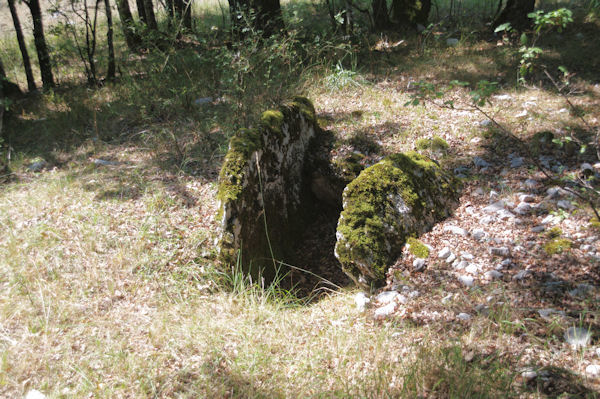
[406,237,429,258]
[336,151,459,286]
[260,110,285,136]
[431,136,449,151]
[544,238,572,255]
[290,96,315,123]
[416,136,449,152]
[546,227,563,239]
[415,137,431,151]
[333,152,366,182]
[589,217,600,230]
[217,128,262,205]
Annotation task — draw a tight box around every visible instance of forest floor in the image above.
[2,2,600,397]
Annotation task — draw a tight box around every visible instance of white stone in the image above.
[455,260,469,270]
[376,290,398,304]
[519,194,536,203]
[515,110,528,118]
[474,157,490,168]
[510,157,524,168]
[531,225,545,233]
[481,216,495,224]
[483,201,505,214]
[513,270,532,280]
[537,308,565,320]
[557,200,574,210]
[461,252,474,260]
[515,202,532,215]
[457,312,471,321]
[446,253,456,263]
[472,229,486,241]
[444,225,468,236]
[441,293,453,304]
[413,258,426,271]
[523,179,538,189]
[27,160,47,172]
[581,163,593,172]
[458,275,474,287]
[564,327,592,349]
[438,247,452,259]
[546,186,567,199]
[485,270,503,279]
[497,210,515,220]
[354,292,370,311]
[25,390,47,399]
[474,187,485,196]
[493,94,512,101]
[374,302,397,319]
[446,38,459,46]
[521,370,538,381]
[465,264,478,274]
[585,364,600,377]
[490,247,510,257]
[489,190,499,200]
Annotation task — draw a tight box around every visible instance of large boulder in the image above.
[334,152,460,289]
[216,97,332,280]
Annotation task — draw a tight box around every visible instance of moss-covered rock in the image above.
[415,135,449,153]
[334,152,460,289]
[216,97,324,280]
[544,238,572,255]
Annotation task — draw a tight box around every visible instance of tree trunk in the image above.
[494,0,535,31]
[8,0,36,91]
[254,0,284,36]
[0,57,22,97]
[143,0,158,30]
[372,0,390,29]
[182,0,192,29]
[415,0,431,25]
[135,0,147,24]
[116,0,142,50]
[26,0,55,89]
[104,0,116,79]
[0,58,5,138]
[391,0,430,27]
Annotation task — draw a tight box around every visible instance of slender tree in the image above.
[372,0,391,29]
[174,0,192,30]
[143,0,158,31]
[8,0,36,91]
[24,0,55,88]
[391,0,431,27]
[494,0,535,31]
[104,0,116,79]
[135,0,147,24]
[115,0,142,50]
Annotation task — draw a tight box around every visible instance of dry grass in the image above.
[2,1,600,397]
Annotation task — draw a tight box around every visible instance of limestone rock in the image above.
[216,97,327,280]
[334,152,460,288]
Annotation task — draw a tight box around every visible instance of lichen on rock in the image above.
[334,151,460,289]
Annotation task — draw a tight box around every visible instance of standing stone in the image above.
[216,97,327,280]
